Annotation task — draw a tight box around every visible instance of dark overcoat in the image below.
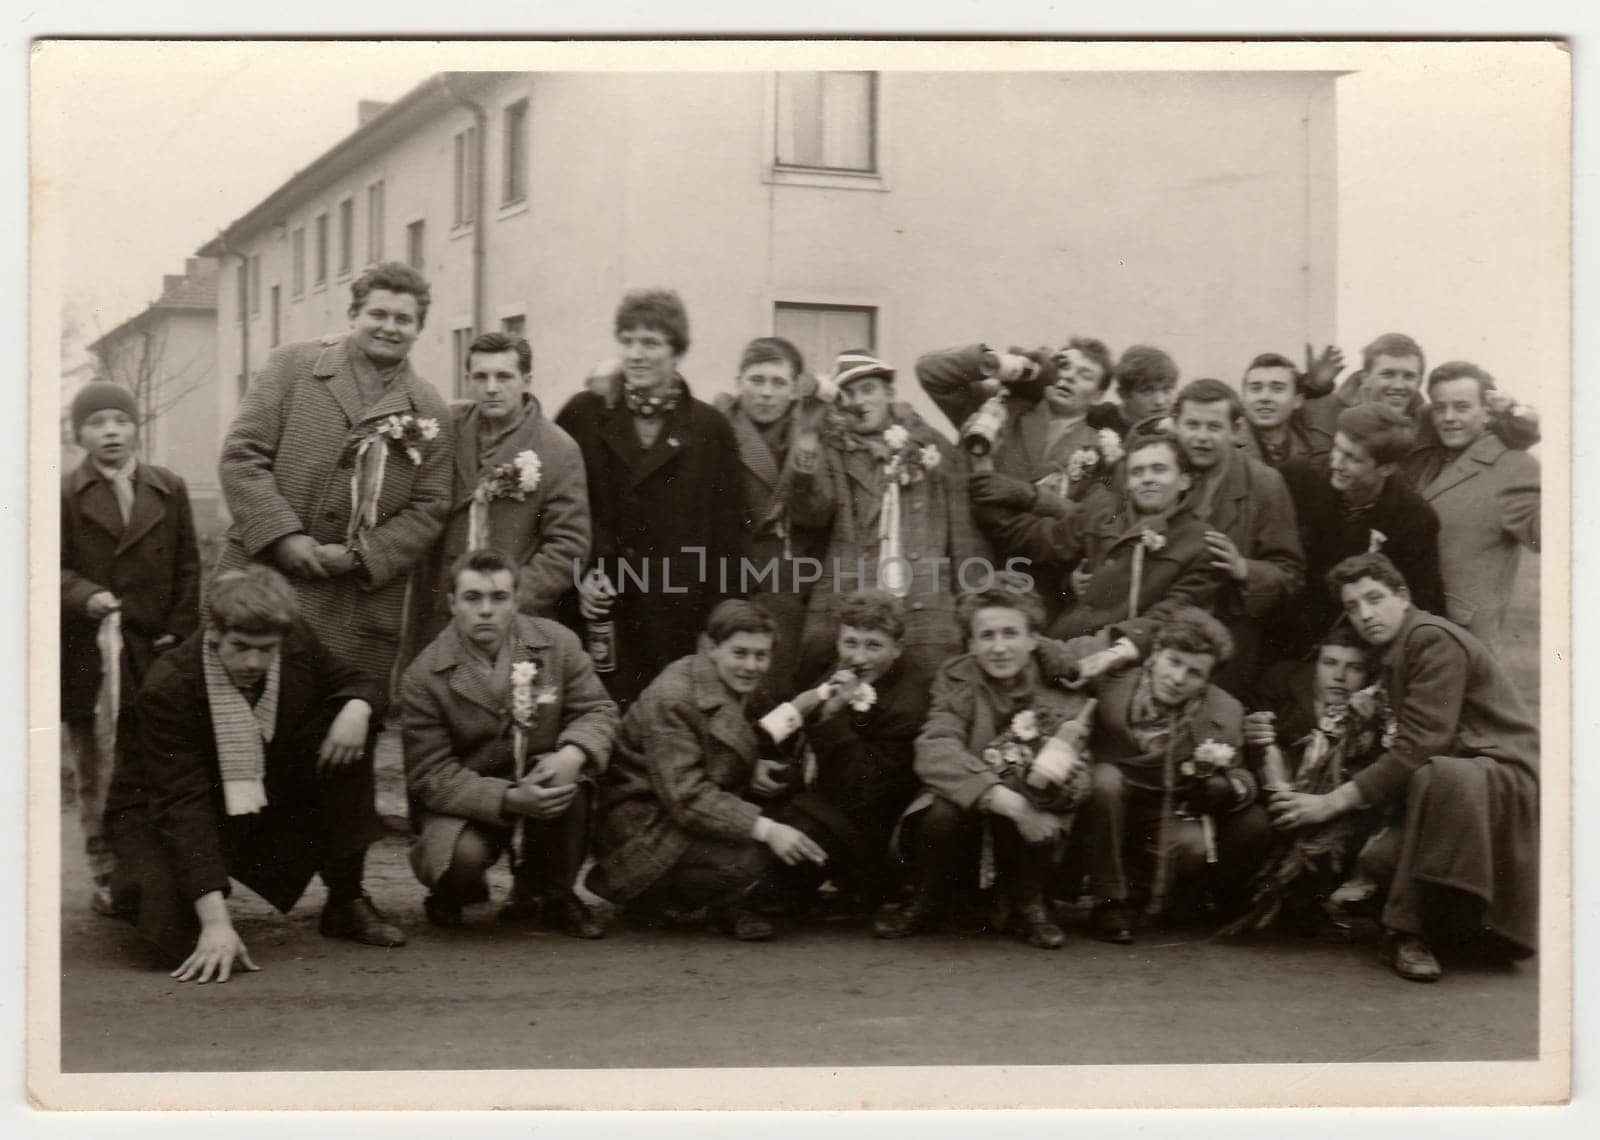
[61,459,200,722]
[555,379,747,706]
[216,335,453,691]
[105,623,384,962]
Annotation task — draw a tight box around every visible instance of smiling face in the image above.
[1365,353,1423,413]
[736,358,798,426]
[348,288,422,366]
[1312,644,1370,708]
[835,623,903,684]
[1328,431,1394,503]
[466,349,528,423]
[1174,397,1239,472]
[1147,646,1215,708]
[78,408,137,466]
[1124,438,1192,517]
[214,628,284,690]
[1429,376,1491,452]
[1046,347,1108,417]
[967,606,1037,683]
[1339,576,1411,648]
[707,630,773,695]
[449,568,518,656]
[1242,365,1302,431]
[839,374,894,434]
[617,324,681,394]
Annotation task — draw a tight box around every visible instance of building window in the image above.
[248,255,262,316]
[313,213,328,285]
[773,302,877,374]
[337,198,354,276]
[291,227,305,297]
[236,262,248,323]
[502,99,529,206]
[270,285,281,347]
[453,126,479,226]
[406,220,425,269]
[774,72,876,172]
[367,180,385,262]
[500,314,526,339]
[450,326,476,398]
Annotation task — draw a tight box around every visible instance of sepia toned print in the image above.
[28,39,1570,1111]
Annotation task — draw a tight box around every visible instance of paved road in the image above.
[56,807,1537,1073]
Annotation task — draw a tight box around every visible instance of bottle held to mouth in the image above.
[1026,700,1096,792]
[960,394,1009,457]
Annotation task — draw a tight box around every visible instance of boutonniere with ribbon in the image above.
[468,449,542,550]
[1125,527,1168,621]
[507,656,559,866]
[1064,427,1127,484]
[876,424,942,598]
[346,413,441,542]
[1178,739,1243,864]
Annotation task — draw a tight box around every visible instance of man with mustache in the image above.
[1266,553,1539,983]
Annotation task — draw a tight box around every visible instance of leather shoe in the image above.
[1016,901,1066,950]
[546,892,606,940]
[497,884,545,926]
[1091,900,1135,945]
[711,906,774,942]
[90,884,119,918]
[1384,932,1442,982]
[872,896,933,940]
[321,896,407,947]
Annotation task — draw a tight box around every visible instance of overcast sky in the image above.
[39,41,1568,410]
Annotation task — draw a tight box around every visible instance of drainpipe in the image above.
[440,73,488,338]
[214,229,249,400]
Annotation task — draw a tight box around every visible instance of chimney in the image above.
[162,275,184,295]
[358,100,390,127]
[184,257,199,277]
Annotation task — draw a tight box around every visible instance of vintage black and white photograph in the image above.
[26,37,1570,1110]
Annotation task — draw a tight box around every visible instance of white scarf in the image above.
[202,633,282,816]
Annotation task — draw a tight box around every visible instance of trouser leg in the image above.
[1083,763,1131,900]
[518,784,593,894]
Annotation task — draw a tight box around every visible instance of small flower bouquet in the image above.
[345,413,442,541]
[469,449,543,550]
[880,424,942,487]
[507,656,559,865]
[981,707,1093,815]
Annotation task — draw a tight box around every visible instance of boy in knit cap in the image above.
[61,380,200,914]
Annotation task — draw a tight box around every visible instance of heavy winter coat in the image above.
[555,378,747,706]
[408,397,591,652]
[216,335,453,691]
[399,614,619,879]
[60,459,200,722]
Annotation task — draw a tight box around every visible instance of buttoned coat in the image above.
[592,653,766,902]
[979,495,1227,641]
[399,614,619,877]
[61,459,200,722]
[1401,433,1540,651]
[786,409,992,677]
[409,397,591,652]
[555,379,747,706]
[216,335,453,689]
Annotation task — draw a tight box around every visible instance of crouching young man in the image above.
[1077,607,1271,945]
[104,565,400,982]
[587,601,827,941]
[876,586,1111,950]
[1267,553,1539,982]
[401,549,618,935]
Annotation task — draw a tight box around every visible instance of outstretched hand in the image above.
[174,923,259,985]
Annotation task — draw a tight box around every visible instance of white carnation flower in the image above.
[883,424,910,451]
[849,682,878,713]
[1098,428,1124,464]
[514,449,543,492]
[919,445,941,470]
[418,417,442,441]
[1011,709,1039,742]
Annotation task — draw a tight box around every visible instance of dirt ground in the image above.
[56,557,1545,1073]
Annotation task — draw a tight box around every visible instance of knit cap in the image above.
[71,381,139,437]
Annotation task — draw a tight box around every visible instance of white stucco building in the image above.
[197,68,1340,517]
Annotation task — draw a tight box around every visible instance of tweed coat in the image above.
[911,636,1100,815]
[105,622,383,961]
[1399,433,1540,652]
[714,394,830,692]
[786,408,992,678]
[1086,664,1246,795]
[555,378,747,706]
[591,652,766,902]
[61,459,200,722]
[216,335,453,689]
[1302,372,1541,453]
[1276,463,1444,658]
[1353,609,1539,951]
[408,397,591,652]
[979,494,1227,641]
[399,614,619,877]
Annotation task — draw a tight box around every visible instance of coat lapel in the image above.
[69,463,126,542]
[690,654,758,762]
[1423,432,1503,501]
[116,467,170,554]
[729,406,781,490]
[452,403,481,501]
[314,336,421,428]
[436,624,506,716]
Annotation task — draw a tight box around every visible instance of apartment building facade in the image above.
[199,68,1341,521]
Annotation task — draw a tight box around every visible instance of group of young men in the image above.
[60,261,1542,990]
